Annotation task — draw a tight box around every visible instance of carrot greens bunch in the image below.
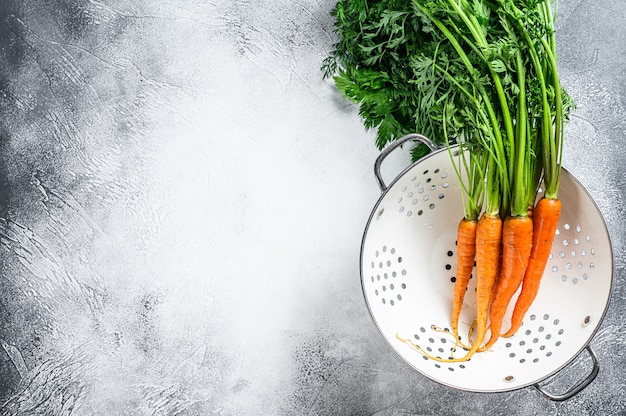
[323,0,574,360]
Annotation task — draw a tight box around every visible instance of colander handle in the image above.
[374,133,439,191]
[532,345,600,401]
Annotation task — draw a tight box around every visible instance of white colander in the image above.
[360,134,613,400]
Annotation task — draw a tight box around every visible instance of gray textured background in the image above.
[0,0,624,415]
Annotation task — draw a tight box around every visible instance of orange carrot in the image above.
[484,215,533,349]
[396,212,501,363]
[466,213,502,356]
[450,218,478,344]
[504,197,561,337]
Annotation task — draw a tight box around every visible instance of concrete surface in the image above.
[0,0,624,414]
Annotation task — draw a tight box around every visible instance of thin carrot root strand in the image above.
[431,325,471,352]
[396,333,472,363]
[504,198,562,337]
[465,319,490,352]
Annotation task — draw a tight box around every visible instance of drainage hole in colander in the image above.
[504,314,565,363]
[370,246,409,306]
[378,293,404,306]
[552,227,596,285]
[432,364,459,372]
[398,172,451,216]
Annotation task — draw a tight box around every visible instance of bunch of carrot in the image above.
[322,0,574,361]
[412,0,573,362]
[436,0,573,361]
